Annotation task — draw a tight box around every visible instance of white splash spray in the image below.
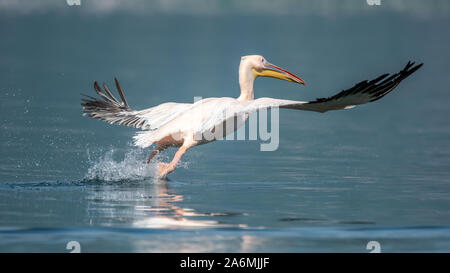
[84,147,158,182]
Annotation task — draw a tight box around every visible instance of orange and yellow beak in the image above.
[253,63,306,85]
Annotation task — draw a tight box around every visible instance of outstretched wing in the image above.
[81,78,191,130]
[244,61,423,113]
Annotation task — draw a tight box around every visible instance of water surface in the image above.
[1,1,449,252]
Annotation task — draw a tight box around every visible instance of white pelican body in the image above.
[81,55,422,178]
[134,97,246,147]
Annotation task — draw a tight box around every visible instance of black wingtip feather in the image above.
[93,81,102,94]
[80,77,151,129]
[102,82,119,104]
[115,77,128,108]
[306,60,423,107]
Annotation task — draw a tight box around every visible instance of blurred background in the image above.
[0,0,449,252]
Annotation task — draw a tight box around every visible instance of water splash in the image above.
[84,147,158,182]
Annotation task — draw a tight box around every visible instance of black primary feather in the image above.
[307,61,423,105]
[81,78,148,129]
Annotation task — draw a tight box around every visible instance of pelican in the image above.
[81,55,422,178]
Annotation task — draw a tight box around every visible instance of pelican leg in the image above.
[146,144,167,164]
[157,145,191,178]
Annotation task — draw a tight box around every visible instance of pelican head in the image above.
[238,55,305,101]
[241,55,306,85]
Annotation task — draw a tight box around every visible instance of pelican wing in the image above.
[245,61,423,113]
[81,78,191,130]
[196,61,423,137]
[136,102,192,130]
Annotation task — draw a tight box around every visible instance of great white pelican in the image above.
[81,55,422,178]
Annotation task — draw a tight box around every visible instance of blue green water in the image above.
[1,1,450,252]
